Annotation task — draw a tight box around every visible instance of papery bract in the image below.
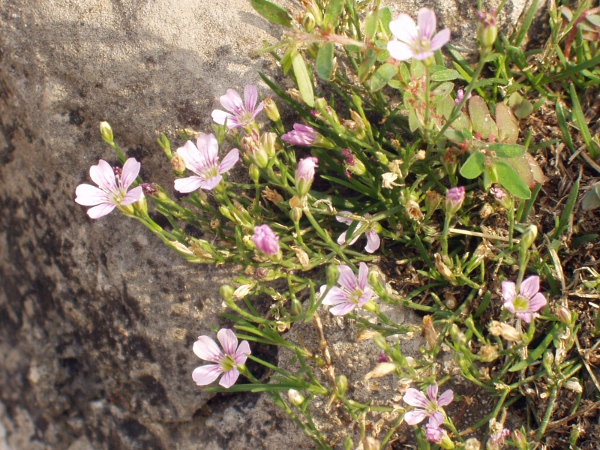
[75,158,144,219]
[192,328,251,388]
[320,262,376,316]
[387,8,450,62]
[212,85,264,129]
[502,275,547,323]
[174,133,239,193]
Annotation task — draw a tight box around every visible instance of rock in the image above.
[0,0,536,448]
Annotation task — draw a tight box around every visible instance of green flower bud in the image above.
[512,429,528,450]
[336,375,348,395]
[263,97,281,123]
[288,389,305,406]
[326,264,339,287]
[219,285,235,301]
[520,224,538,251]
[99,121,114,144]
[372,333,388,351]
[249,164,260,184]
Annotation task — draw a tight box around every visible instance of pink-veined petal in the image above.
[192,364,222,386]
[199,175,222,191]
[387,41,415,61]
[358,262,369,290]
[412,50,435,61]
[193,336,223,363]
[403,388,429,408]
[75,184,110,206]
[520,276,540,299]
[417,8,436,40]
[329,301,356,316]
[517,312,533,323]
[321,286,349,306]
[220,89,244,115]
[174,176,205,193]
[404,409,428,425]
[337,265,358,292]
[90,160,118,193]
[87,203,116,219]
[337,231,347,245]
[430,28,451,51]
[357,290,374,307]
[429,411,445,427]
[389,14,418,44]
[503,301,516,314]
[234,340,251,365]
[217,329,238,356]
[121,186,144,205]
[251,102,264,120]
[120,158,141,190]
[501,281,517,303]
[528,292,547,312]
[177,140,206,174]
[211,109,235,126]
[437,389,453,406]
[364,230,380,253]
[219,367,240,388]
[244,85,258,112]
[426,384,439,401]
[336,212,354,225]
[218,148,239,174]
[197,133,219,166]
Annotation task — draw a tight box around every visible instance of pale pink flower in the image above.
[296,156,318,196]
[192,328,251,389]
[425,414,445,443]
[336,212,380,254]
[174,133,239,193]
[281,124,318,146]
[445,186,465,216]
[387,8,450,62]
[212,85,264,129]
[320,262,376,316]
[252,224,280,256]
[455,89,472,106]
[403,384,453,426]
[502,275,547,323]
[75,158,143,219]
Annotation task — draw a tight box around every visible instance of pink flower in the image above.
[502,275,547,323]
[212,85,264,129]
[455,89,472,106]
[174,133,239,193]
[75,158,144,219]
[252,224,280,256]
[296,156,318,196]
[425,414,445,443]
[403,384,453,426]
[281,124,318,146]
[387,8,450,62]
[192,328,251,388]
[445,186,465,216]
[336,212,381,254]
[320,262,376,316]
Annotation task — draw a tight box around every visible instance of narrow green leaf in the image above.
[358,49,377,82]
[553,176,580,237]
[509,324,557,372]
[555,102,575,152]
[431,69,460,81]
[251,0,292,27]
[369,63,398,92]
[496,161,531,199]
[487,143,527,158]
[292,52,314,107]
[316,42,334,81]
[512,0,540,46]
[570,83,599,159]
[460,152,485,179]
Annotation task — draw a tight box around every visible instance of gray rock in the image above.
[0,0,536,448]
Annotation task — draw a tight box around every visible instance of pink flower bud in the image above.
[252,224,280,256]
[445,186,465,216]
[296,157,318,196]
[281,124,318,146]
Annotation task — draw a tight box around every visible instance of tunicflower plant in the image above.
[320,262,376,316]
[502,275,547,323]
[192,328,251,388]
[211,84,264,129]
[403,383,453,426]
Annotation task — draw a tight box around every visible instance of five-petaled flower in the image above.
[174,133,239,193]
[502,275,547,323]
[320,262,376,316]
[75,158,144,219]
[336,212,381,254]
[387,8,450,62]
[403,384,453,426]
[212,85,264,129]
[192,328,251,388]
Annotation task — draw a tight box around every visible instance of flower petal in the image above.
[337,265,358,292]
[430,28,451,51]
[389,14,418,44]
[177,140,206,174]
[358,262,369,291]
[197,133,219,166]
[212,110,236,127]
[87,203,116,219]
[218,148,239,174]
[417,8,436,40]
[193,336,223,363]
[234,340,251,365]
[220,88,244,115]
[437,389,453,407]
[121,186,144,205]
[192,364,222,386]
[244,85,258,112]
[121,158,141,190]
[75,184,110,206]
[528,292,547,312]
[387,41,415,61]
[90,159,118,193]
[426,384,439,401]
[337,231,347,245]
[517,312,533,323]
[335,212,354,225]
[501,281,517,303]
[503,301,516,314]
[429,411,445,427]
[403,388,428,408]
[364,230,380,253]
[174,176,205,193]
[520,276,540,299]
[329,302,356,316]
[199,175,223,191]
[219,367,240,388]
[217,328,238,356]
[404,409,428,425]
[321,286,349,306]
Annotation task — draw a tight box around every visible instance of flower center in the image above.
[512,295,530,313]
[348,289,363,305]
[220,354,236,372]
[200,165,220,181]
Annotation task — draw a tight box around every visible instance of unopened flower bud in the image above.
[302,12,316,32]
[450,324,466,345]
[363,300,379,313]
[556,306,572,324]
[252,224,280,257]
[341,149,366,176]
[463,438,481,450]
[564,378,583,393]
[477,8,498,52]
[543,350,554,375]
[375,151,389,165]
[445,186,465,217]
[489,321,521,342]
[99,121,114,143]
[249,164,260,183]
[288,389,305,406]
[512,429,528,450]
[291,206,303,222]
[219,285,235,301]
[263,97,281,123]
[336,375,348,394]
[478,345,499,362]
[372,333,389,351]
[296,156,318,196]
[171,154,187,174]
[425,190,442,218]
[520,224,538,251]
[326,263,339,287]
